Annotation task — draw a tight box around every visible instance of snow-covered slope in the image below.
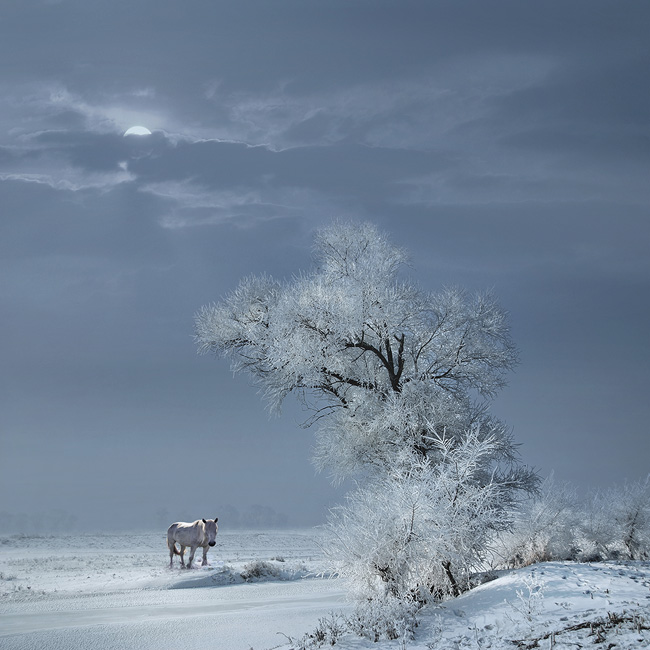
[418,561,650,649]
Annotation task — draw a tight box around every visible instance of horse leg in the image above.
[202,545,209,566]
[179,545,186,568]
[169,542,174,568]
[187,545,197,569]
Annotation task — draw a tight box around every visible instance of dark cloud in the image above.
[128,139,450,201]
[0,178,167,260]
[32,130,166,172]
[497,57,650,127]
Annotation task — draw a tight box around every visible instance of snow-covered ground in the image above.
[1,529,649,649]
[0,529,349,649]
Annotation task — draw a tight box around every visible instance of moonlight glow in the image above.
[124,126,152,136]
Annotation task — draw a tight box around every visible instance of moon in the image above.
[124,126,152,136]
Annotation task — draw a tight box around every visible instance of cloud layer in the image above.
[1,0,649,528]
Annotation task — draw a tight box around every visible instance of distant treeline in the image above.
[0,510,78,535]
[160,504,290,530]
[495,474,650,567]
[0,504,290,534]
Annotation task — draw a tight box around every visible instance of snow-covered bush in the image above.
[495,474,578,567]
[611,477,650,560]
[574,487,619,561]
[493,475,650,566]
[576,477,650,561]
[239,559,309,582]
[344,592,419,642]
[240,560,282,581]
[282,613,348,649]
[325,430,518,607]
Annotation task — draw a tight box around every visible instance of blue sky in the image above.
[1,0,649,529]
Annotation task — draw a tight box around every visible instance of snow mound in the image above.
[417,561,650,650]
[163,559,312,590]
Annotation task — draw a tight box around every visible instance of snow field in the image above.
[0,529,329,597]
[0,529,348,650]
[1,530,649,649]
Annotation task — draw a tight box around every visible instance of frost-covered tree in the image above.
[196,221,536,601]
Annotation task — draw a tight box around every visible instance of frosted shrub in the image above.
[509,574,546,622]
[345,593,419,642]
[325,431,516,607]
[494,475,650,566]
[240,560,281,581]
[576,477,650,561]
[575,488,619,561]
[609,477,650,560]
[282,613,347,649]
[496,474,578,567]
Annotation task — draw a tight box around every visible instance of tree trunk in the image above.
[442,560,460,597]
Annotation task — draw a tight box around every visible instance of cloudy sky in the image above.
[1,0,649,530]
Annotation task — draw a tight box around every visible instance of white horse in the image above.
[167,518,218,568]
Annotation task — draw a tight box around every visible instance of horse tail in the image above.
[167,537,181,555]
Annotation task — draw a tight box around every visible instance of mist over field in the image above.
[0,504,291,535]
